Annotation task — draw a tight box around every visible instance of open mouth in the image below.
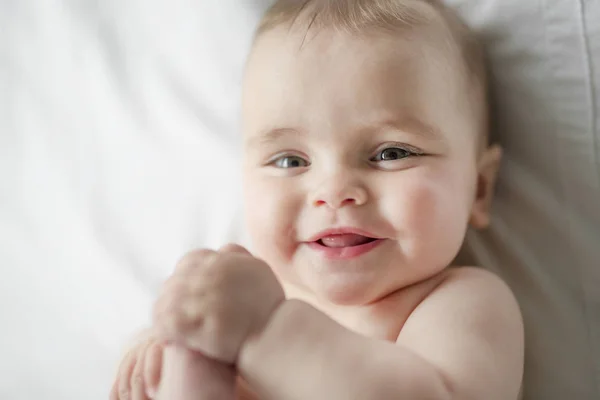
[315,234,377,248]
[307,231,385,260]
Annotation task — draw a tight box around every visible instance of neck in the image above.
[282,283,404,339]
[282,272,446,340]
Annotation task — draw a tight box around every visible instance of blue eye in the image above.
[272,155,309,169]
[371,147,413,162]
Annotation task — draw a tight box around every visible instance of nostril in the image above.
[313,197,357,208]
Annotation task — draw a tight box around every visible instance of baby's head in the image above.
[241,0,501,306]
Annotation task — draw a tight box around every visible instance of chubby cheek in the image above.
[243,174,301,270]
[383,170,472,269]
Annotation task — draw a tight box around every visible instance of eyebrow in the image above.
[245,115,444,148]
[245,127,305,148]
[371,115,444,142]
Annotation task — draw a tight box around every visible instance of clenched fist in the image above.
[153,244,285,365]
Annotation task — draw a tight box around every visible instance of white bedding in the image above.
[1,1,599,399]
[1,1,256,398]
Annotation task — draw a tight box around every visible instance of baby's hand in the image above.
[153,244,285,364]
[110,329,164,400]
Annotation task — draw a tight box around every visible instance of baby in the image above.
[111,0,524,399]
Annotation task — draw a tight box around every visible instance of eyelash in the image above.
[267,144,423,169]
[369,144,422,162]
[269,154,310,169]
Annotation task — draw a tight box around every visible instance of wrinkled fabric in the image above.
[0,1,598,399]
[454,0,600,398]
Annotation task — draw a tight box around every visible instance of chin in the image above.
[310,278,385,307]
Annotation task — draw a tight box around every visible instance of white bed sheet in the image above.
[1,1,259,399]
[2,1,600,400]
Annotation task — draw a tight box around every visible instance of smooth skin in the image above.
[111,15,523,400]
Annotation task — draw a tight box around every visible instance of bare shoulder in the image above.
[440,265,518,296]
[398,267,524,400]
[428,266,521,310]
[407,266,524,343]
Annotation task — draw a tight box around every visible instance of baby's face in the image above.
[242,27,484,306]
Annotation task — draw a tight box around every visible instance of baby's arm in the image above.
[238,267,524,400]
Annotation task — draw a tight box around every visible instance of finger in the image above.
[110,376,120,400]
[174,249,218,274]
[163,274,190,294]
[130,341,152,400]
[153,282,184,325]
[218,243,251,255]
[155,277,185,310]
[111,355,127,400]
[144,342,164,398]
[153,297,195,345]
[154,273,210,341]
[153,276,190,329]
[157,303,206,348]
[118,350,138,400]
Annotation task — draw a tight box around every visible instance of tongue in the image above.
[320,234,373,248]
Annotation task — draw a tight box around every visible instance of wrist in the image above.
[232,266,286,365]
[238,298,304,372]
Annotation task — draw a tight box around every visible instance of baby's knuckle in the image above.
[218,243,246,254]
[177,249,217,269]
[168,310,186,331]
[204,253,225,270]
[190,248,217,262]
[197,260,229,287]
[207,312,234,341]
[206,268,227,287]
[178,304,203,334]
[162,273,179,287]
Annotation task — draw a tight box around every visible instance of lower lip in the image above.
[306,239,386,260]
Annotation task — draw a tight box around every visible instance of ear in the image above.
[469,144,503,229]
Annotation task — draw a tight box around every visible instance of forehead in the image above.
[242,26,470,142]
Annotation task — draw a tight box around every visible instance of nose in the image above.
[310,173,368,209]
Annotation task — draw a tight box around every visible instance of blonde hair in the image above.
[254,0,489,141]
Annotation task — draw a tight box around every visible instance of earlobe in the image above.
[469,144,503,229]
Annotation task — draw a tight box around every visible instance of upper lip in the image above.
[306,227,384,242]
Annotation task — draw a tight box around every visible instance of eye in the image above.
[370,146,414,162]
[271,155,310,169]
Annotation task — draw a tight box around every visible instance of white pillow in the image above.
[449,0,600,399]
